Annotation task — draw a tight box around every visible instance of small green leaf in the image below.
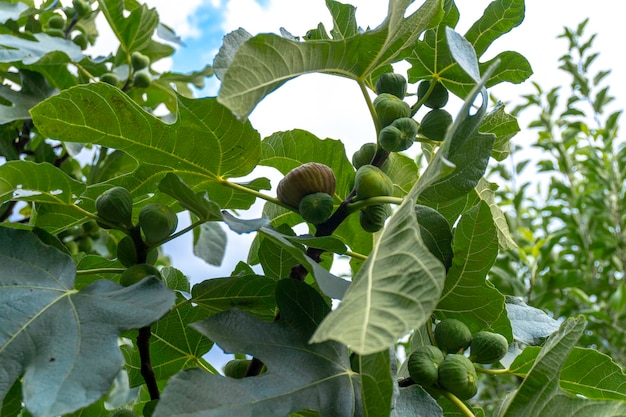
[221,211,270,234]
[193,222,227,266]
[391,386,443,417]
[0,228,175,417]
[326,0,358,40]
[357,350,394,417]
[505,297,560,345]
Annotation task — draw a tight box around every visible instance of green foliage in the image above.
[0,1,623,417]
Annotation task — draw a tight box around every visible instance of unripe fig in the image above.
[119,263,161,287]
[132,70,151,88]
[77,236,93,253]
[72,0,91,16]
[95,186,133,228]
[352,143,377,169]
[117,236,158,267]
[47,15,65,29]
[417,80,449,109]
[73,33,88,50]
[131,51,150,70]
[354,165,393,201]
[45,28,65,38]
[375,72,407,100]
[299,192,334,224]
[373,93,411,128]
[419,109,453,142]
[469,331,509,364]
[82,220,100,236]
[407,345,444,387]
[100,72,120,86]
[139,203,178,244]
[378,117,418,152]
[437,354,478,400]
[276,162,336,208]
[223,359,252,379]
[359,203,391,233]
[434,318,472,354]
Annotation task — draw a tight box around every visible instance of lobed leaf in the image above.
[0,228,175,417]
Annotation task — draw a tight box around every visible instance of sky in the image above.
[84,0,626,372]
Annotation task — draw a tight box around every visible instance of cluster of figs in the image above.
[95,186,178,286]
[276,71,453,232]
[407,319,509,400]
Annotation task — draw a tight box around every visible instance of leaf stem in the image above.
[346,196,404,213]
[442,391,476,417]
[147,218,207,249]
[473,365,511,375]
[345,250,367,261]
[357,80,380,134]
[218,177,292,210]
[76,267,125,275]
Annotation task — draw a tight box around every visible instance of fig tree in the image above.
[139,203,178,244]
[407,345,444,387]
[95,186,133,228]
[119,263,161,287]
[378,117,418,152]
[375,72,407,99]
[469,331,509,364]
[434,318,472,354]
[299,192,334,224]
[276,162,336,208]
[437,354,478,400]
[419,109,453,142]
[373,93,411,128]
[354,165,393,201]
[417,80,449,109]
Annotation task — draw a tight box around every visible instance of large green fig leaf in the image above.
[496,317,626,417]
[0,228,175,417]
[0,33,83,65]
[30,83,264,210]
[216,0,443,119]
[154,280,362,417]
[435,200,510,337]
[408,0,531,99]
[510,346,626,402]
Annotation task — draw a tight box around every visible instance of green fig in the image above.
[45,28,65,38]
[73,33,88,50]
[299,192,334,224]
[435,318,472,354]
[131,51,150,71]
[407,345,445,387]
[95,186,133,228]
[223,359,252,379]
[378,117,418,152]
[469,331,509,364]
[139,204,178,244]
[417,80,449,109]
[359,203,391,233]
[72,0,91,16]
[354,165,394,201]
[47,15,65,29]
[437,354,478,400]
[375,72,407,99]
[373,93,411,128]
[100,72,120,86]
[132,70,152,88]
[419,109,453,142]
[119,263,161,287]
